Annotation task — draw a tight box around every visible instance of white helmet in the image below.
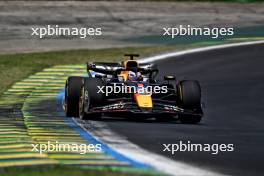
[128,71,137,81]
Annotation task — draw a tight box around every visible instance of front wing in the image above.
[89,101,203,117]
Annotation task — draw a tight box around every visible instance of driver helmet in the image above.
[128,71,137,81]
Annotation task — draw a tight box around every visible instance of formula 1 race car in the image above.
[64,54,203,124]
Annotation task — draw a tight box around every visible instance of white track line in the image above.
[75,118,222,176]
[76,40,264,176]
[139,40,264,63]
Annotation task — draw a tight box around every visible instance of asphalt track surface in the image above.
[101,43,264,175]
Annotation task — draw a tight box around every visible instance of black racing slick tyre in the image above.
[177,80,202,124]
[79,77,105,120]
[65,76,83,117]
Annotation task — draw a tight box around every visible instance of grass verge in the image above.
[0,44,199,96]
[0,166,164,176]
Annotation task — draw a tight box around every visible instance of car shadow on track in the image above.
[90,115,204,126]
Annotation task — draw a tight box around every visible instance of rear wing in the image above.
[87,62,122,75]
[87,61,159,78]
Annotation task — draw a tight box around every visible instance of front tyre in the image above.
[65,76,83,117]
[79,77,105,120]
[177,80,203,124]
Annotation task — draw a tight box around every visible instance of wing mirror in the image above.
[164,75,176,81]
[95,73,106,78]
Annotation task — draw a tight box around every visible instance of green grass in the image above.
[0,166,164,176]
[0,44,206,97]
[0,45,180,176]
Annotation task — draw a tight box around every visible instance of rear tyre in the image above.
[65,76,83,117]
[79,77,105,120]
[177,80,202,124]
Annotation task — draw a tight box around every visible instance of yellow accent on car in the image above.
[119,71,129,81]
[134,94,153,108]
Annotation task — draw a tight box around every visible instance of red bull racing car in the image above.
[64,54,203,124]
